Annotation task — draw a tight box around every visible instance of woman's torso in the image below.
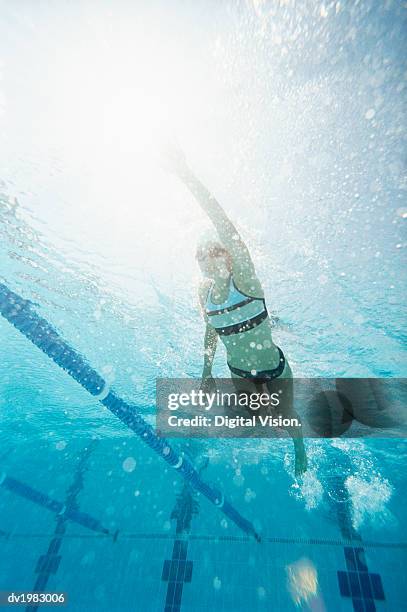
[205,275,288,374]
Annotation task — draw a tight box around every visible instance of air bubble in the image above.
[213,577,222,590]
[122,457,136,472]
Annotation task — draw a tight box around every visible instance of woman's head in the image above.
[195,239,233,279]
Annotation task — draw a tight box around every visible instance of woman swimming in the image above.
[167,147,307,476]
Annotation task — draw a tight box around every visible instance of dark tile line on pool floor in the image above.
[1,531,405,549]
[25,442,99,612]
[161,482,198,612]
[329,472,386,612]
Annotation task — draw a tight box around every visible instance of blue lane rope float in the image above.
[0,283,260,541]
[0,472,109,535]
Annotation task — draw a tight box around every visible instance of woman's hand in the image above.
[162,142,189,176]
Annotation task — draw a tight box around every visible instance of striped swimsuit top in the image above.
[205,276,268,336]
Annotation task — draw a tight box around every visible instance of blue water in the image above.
[1,1,406,610]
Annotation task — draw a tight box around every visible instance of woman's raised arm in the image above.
[166,147,256,276]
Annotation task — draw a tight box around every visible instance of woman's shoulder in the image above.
[232,268,264,299]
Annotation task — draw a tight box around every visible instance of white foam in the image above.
[346,473,393,531]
